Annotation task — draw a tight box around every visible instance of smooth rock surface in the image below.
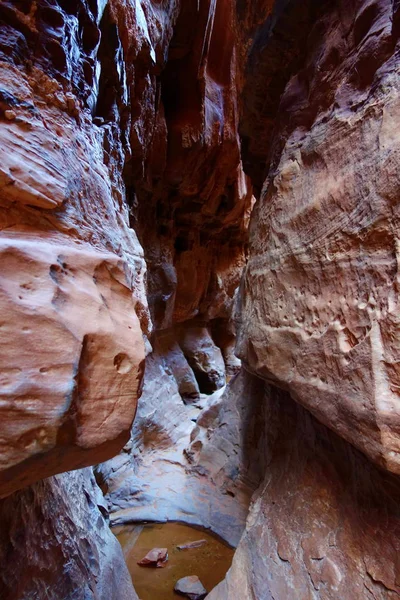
[0,235,145,497]
[98,361,266,547]
[177,540,207,550]
[130,0,254,331]
[137,547,168,568]
[155,329,201,403]
[179,324,226,394]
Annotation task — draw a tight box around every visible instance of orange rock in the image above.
[174,575,207,600]
[0,236,145,497]
[237,0,400,475]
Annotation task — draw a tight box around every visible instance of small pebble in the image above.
[4,110,16,121]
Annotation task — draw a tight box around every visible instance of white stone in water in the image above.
[174,575,207,600]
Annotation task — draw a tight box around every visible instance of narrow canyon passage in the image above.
[0,1,400,599]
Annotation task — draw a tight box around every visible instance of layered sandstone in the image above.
[3,1,400,600]
[0,2,147,496]
[0,0,253,497]
[0,2,253,597]
[127,0,254,331]
[213,1,400,597]
[237,0,400,474]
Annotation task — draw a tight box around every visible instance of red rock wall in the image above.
[0,0,148,497]
[220,1,400,597]
[237,0,400,474]
[127,0,254,330]
[209,380,400,600]
[0,2,254,596]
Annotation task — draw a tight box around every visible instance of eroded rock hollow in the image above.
[1,0,400,598]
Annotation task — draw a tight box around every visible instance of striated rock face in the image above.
[128,0,254,331]
[98,2,400,597]
[209,1,400,597]
[0,1,148,497]
[209,381,400,600]
[0,468,138,600]
[0,1,254,595]
[237,0,400,474]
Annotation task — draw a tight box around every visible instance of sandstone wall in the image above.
[237,0,400,474]
[3,1,400,599]
[0,1,255,597]
[213,1,400,597]
[0,0,148,497]
[0,468,138,600]
[209,381,400,600]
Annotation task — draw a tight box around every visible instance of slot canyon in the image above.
[0,0,400,598]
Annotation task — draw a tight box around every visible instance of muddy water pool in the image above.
[114,522,234,599]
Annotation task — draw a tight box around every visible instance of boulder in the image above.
[179,325,226,394]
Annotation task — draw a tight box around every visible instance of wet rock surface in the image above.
[115,522,233,600]
[177,540,207,550]
[137,547,168,568]
[98,362,266,548]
